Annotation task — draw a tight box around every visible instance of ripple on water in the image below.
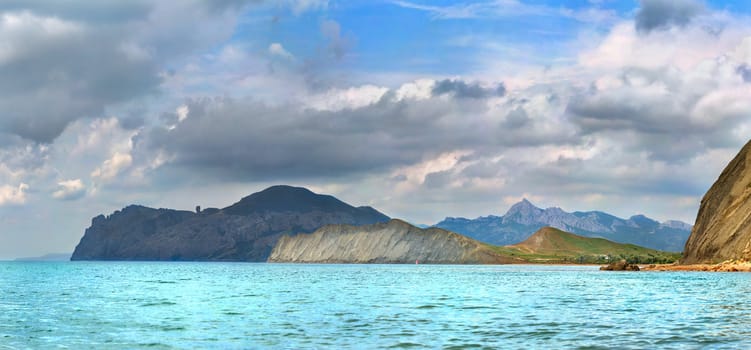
[444,343,483,349]
[387,342,424,348]
[139,301,177,307]
[4,263,751,349]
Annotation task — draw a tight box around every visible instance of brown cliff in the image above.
[682,140,751,264]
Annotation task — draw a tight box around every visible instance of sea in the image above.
[2,262,750,349]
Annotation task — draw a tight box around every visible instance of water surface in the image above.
[2,262,750,349]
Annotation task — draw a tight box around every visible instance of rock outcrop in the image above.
[268,219,523,264]
[71,185,389,261]
[599,260,640,271]
[682,140,751,264]
[435,199,691,252]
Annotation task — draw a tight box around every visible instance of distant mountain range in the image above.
[71,185,390,261]
[434,199,692,252]
[14,253,71,262]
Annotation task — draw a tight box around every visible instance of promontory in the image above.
[71,185,390,261]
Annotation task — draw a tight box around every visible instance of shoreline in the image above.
[642,261,751,272]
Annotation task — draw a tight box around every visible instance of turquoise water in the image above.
[2,263,751,349]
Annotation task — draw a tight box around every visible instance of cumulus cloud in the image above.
[0,2,249,143]
[91,152,133,181]
[137,81,576,182]
[738,64,751,82]
[0,183,28,206]
[432,79,506,99]
[52,179,85,200]
[635,0,704,33]
[0,139,50,181]
[269,42,293,59]
[570,11,751,163]
[306,85,389,111]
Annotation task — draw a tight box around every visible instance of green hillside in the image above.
[489,227,680,264]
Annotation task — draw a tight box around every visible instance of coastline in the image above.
[642,260,751,272]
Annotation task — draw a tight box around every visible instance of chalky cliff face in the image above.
[682,141,751,264]
[70,186,390,262]
[268,219,522,264]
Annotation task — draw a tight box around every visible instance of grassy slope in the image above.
[487,227,680,264]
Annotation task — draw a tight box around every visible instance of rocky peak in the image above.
[221,185,389,223]
[627,214,659,228]
[502,198,544,225]
[660,220,693,231]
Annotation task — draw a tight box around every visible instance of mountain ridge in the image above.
[269,219,524,264]
[435,199,692,252]
[71,185,390,261]
[268,221,679,264]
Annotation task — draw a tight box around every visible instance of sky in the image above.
[1,0,751,259]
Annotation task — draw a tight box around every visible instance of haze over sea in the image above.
[2,263,750,349]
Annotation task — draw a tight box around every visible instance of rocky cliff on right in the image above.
[682,140,751,264]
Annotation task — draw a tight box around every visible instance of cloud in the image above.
[423,169,453,188]
[138,81,577,182]
[0,138,49,182]
[0,183,28,206]
[52,179,85,200]
[566,80,749,162]
[287,0,328,15]
[392,0,616,23]
[635,0,704,33]
[320,20,351,60]
[432,79,506,99]
[0,2,248,143]
[738,64,751,82]
[502,107,531,129]
[91,152,133,181]
[306,85,389,111]
[269,42,293,59]
[391,1,486,19]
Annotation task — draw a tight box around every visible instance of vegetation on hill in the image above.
[490,227,680,264]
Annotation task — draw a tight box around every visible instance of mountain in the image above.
[268,222,678,264]
[71,185,390,261]
[434,200,692,252]
[496,227,679,264]
[14,253,71,262]
[268,219,524,264]
[682,140,751,264]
